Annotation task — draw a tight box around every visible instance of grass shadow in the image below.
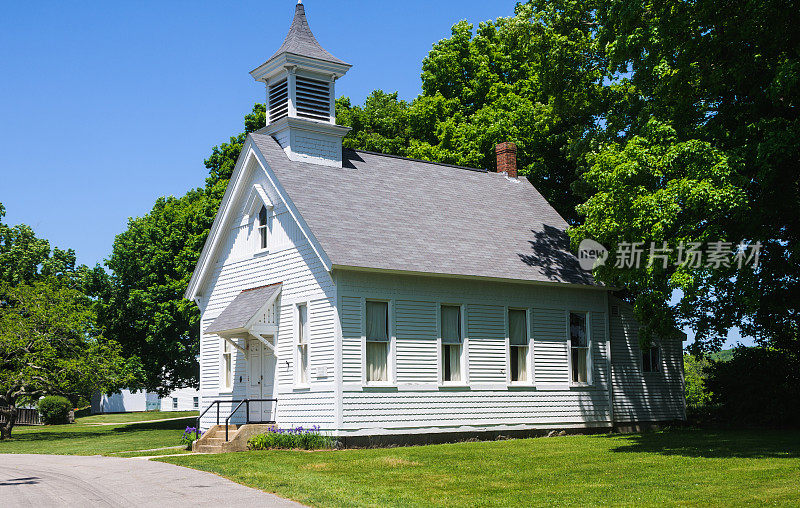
[0,429,108,442]
[608,428,800,459]
[112,417,195,433]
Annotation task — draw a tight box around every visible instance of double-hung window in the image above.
[441,305,463,382]
[570,312,589,384]
[257,205,269,250]
[193,396,199,409]
[366,301,389,382]
[172,397,178,410]
[642,344,661,373]
[221,340,233,390]
[297,304,309,385]
[509,309,529,382]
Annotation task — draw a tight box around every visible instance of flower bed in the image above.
[180,426,198,449]
[247,425,334,450]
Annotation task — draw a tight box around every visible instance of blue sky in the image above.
[1,0,510,268]
[0,1,751,349]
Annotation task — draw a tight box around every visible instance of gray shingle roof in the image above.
[206,283,282,334]
[250,133,597,287]
[257,3,348,69]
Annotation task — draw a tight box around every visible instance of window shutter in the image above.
[295,76,331,121]
[268,79,289,122]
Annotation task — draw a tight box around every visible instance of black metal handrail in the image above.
[197,398,278,442]
[195,400,222,440]
[224,398,278,441]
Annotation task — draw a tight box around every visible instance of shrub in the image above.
[684,354,714,422]
[705,346,800,427]
[248,425,334,450]
[37,396,72,425]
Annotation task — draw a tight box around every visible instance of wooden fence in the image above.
[0,407,42,425]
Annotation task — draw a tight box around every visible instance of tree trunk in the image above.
[0,406,17,440]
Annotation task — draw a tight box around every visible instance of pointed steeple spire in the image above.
[265,0,348,66]
[252,1,349,77]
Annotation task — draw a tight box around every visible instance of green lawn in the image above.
[0,416,195,455]
[77,410,198,424]
[159,429,800,507]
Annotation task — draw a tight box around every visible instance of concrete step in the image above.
[205,431,238,439]
[196,444,224,453]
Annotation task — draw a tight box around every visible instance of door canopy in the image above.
[206,283,282,352]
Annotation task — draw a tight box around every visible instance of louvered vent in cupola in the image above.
[268,79,289,123]
[295,76,331,121]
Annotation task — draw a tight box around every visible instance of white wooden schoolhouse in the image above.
[186,1,685,446]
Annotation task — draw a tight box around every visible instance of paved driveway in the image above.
[0,454,304,507]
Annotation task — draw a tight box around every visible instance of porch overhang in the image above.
[206,283,282,353]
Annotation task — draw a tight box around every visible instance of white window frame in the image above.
[172,397,178,410]
[362,299,393,386]
[567,310,592,387]
[507,307,533,385]
[295,302,310,388]
[256,205,270,252]
[193,396,199,409]
[438,303,467,386]
[641,342,662,373]
[244,184,273,256]
[220,339,233,392]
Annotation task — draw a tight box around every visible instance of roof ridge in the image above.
[349,148,487,173]
[241,282,283,293]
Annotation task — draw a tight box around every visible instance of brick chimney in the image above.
[495,142,517,178]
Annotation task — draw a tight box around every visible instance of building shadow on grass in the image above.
[608,428,800,459]
[2,429,108,442]
[112,417,195,433]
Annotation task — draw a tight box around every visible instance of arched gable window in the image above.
[258,205,268,250]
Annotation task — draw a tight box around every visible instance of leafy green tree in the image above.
[0,280,141,439]
[595,0,800,353]
[99,190,217,394]
[0,203,106,292]
[337,92,412,155]
[569,120,748,348]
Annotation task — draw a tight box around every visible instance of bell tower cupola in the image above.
[250,1,351,167]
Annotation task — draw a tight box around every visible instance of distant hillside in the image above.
[709,349,735,362]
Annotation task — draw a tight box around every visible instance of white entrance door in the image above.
[248,338,276,422]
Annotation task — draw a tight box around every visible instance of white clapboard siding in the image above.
[198,163,337,431]
[275,389,336,427]
[336,271,612,432]
[160,388,200,412]
[533,308,570,388]
[341,390,610,430]
[395,300,438,383]
[610,297,685,422]
[467,304,506,383]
